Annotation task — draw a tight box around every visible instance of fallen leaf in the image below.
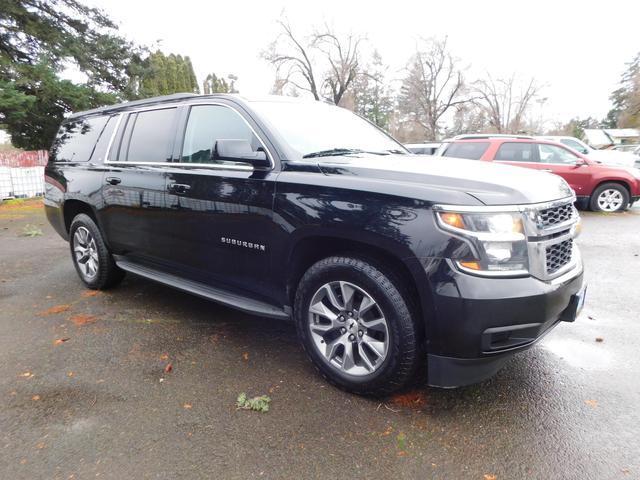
[390,391,427,409]
[40,304,71,316]
[164,363,173,373]
[484,475,497,480]
[242,352,249,361]
[381,426,393,436]
[160,354,169,361]
[53,337,70,346]
[45,295,52,299]
[20,459,27,465]
[19,372,34,378]
[585,399,598,408]
[32,395,40,401]
[81,290,100,298]
[183,403,192,409]
[36,442,46,449]
[67,371,74,377]
[69,314,97,326]
[595,337,604,343]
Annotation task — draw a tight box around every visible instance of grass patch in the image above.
[20,224,43,237]
[236,393,271,412]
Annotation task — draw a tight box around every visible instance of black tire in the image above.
[294,256,421,396]
[589,183,630,212]
[69,213,125,289]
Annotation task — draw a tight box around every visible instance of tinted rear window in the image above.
[495,142,538,162]
[123,108,176,163]
[50,116,110,162]
[442,142,489,160]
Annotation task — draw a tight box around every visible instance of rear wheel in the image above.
[294,256,421,396]
[589,183,629,212]
[69,214,124,289]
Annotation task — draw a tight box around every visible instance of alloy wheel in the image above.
[73,226,99,280]
[597,189,624,212]
[307,281,389,376]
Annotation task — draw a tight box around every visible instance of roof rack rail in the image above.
[68,92,201,120]
[453,134,534,140]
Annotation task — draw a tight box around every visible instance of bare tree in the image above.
[473,74,542,133]
[398,37,471,140]
[263,20,363,105]
[262,20,321,100]
[314,29,361,106]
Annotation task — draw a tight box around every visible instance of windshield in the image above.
[249,99,406,158]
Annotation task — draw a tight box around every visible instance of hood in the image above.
[586,149,636,167]
[316,154,574,206]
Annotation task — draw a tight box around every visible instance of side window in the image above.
[561,139,588,154]
[441,142,489,160]
[50,116,110,162]
[123,108,176,163]
[181,105,261,164]
[495,142,538,162]
[538,144,580,164]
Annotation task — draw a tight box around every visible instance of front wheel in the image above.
[589,183,629,212]
[294,256,421,396]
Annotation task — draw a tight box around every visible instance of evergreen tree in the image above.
[351,51,393,129]
[202,73,239,94]
[0,0,140,149]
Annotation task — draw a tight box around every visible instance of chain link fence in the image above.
[0,151,48,200]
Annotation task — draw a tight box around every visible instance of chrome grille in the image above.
[545,239,573,274]
[539,203,574,228]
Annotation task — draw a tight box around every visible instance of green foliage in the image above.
[202,73,238,94]
[21,224,43,237]
[236,392,271,412]
[0,0,140,149]
[0,0,142,91]
[130,51,200,99]
[609,52,640,128]
[351,51,393,129]
[2,60,117,149]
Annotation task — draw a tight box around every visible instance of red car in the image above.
[436,135,640,212]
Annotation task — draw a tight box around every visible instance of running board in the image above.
[114,259,289,320]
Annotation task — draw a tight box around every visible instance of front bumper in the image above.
[426,258,584,387]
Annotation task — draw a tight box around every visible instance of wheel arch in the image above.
[592,178,631,197]
[63,199,100,233]
[285,234,433,339]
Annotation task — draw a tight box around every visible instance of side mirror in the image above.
[574,159,586,167]
[214,139,270,168]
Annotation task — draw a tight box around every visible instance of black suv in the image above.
[45,93,585,395]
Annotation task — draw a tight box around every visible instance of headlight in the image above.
[435,210,529,275]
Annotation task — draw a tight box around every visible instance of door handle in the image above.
[106,176,122,185]
[168,183,191,194]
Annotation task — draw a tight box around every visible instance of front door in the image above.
[535,144,593,198]
[161,103,278,299]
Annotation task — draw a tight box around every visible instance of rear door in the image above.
[101,107,178,260]
[160,102,278,299]
[492,141,543,171]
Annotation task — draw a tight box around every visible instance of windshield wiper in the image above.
[302,148,364,158]
[302,148,393,158]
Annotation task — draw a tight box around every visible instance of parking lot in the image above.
[0,198,638,479]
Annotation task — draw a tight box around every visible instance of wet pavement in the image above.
[1,199,638,479]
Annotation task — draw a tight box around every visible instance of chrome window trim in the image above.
[104,113,124,163]
[103,101,275,171]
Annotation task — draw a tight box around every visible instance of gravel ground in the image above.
[1,198,639,479]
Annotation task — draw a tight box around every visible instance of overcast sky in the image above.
[86,0,639,125]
